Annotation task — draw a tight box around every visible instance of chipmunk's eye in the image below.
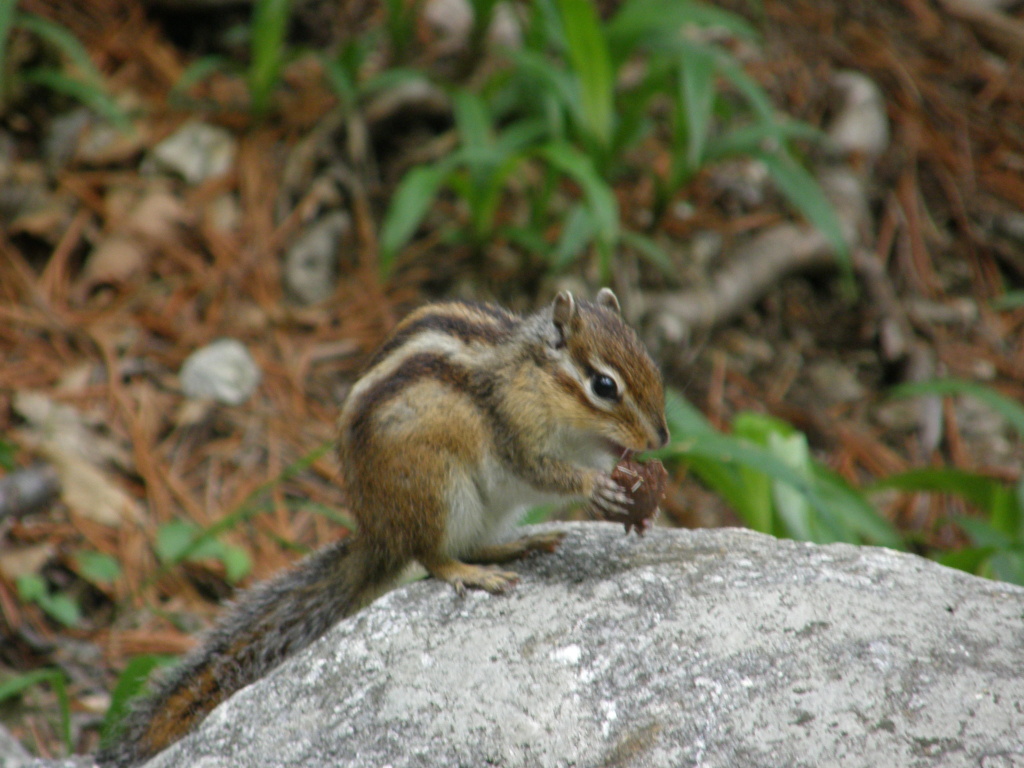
[590,373,619,401]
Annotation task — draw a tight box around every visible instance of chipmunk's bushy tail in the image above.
[97,536,401,768]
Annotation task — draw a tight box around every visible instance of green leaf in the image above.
[222,544,253,583]
[155,519,200,564]
[668,432,827,522]
[0,668,58,702]
[378,162,453,276]
[766,429,815,541]
[557,0,613,150]
[75,550,122,584]
[733,411,797,444]
[38,591,81,627]
[890,378,1024,441]
[16,573,46,602]
[663,389,716,437]
[0,439,16,470]
[17,574,81,627]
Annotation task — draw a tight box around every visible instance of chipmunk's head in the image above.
[544,288,669,459]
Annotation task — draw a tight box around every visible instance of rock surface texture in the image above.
[7,523,1024,768]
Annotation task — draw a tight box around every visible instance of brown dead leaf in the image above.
[82,234,149,287]
[35,440,143,527]
[13,392,131,469]
[125,187,190,242]
[13,392,141,526]
[0,543,56,581]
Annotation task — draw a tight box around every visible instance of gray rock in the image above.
[0,726,30,768]
[0,726,89,768]
[149,122,235,185]
[179,339,260,406]
[283,211,349,305]
[134,523,1022,768]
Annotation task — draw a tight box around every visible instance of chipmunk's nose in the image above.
[649,423,669,450]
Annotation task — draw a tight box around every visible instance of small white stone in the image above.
[180,339,261,405]
[151,121,236,184]
[827,71,890,159]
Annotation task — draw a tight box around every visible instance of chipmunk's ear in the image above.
[596,287,620,314]
[551,291,577,347]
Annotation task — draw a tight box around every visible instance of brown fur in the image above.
[98,291,667,767]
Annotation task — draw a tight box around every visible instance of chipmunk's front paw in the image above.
[589,472,634,519]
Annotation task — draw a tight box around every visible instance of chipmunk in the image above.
[98,288,668,767]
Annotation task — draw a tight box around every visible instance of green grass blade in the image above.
[755,148,850,264]
[378,162,453,277]
[0,0,16,106]
[0,668,70,750]
[956,515,1015,549]
[322,55,357,108]
[21,67,129,129]
[668,431,828,524]
[536,142,619,250]
[715,53,776,124]
[871,468,1017,519]
[557,0,613,150]
[607,0,757,58]
[509,48,577,112]
[453,89,493,151]
[619,230,674,276]
[550,203,595,270]
[992,291,1024,310]
[249,0,291,115]
[988,549,1024,585]
[814,468,904,549]
[16,12,131,128]
[100,655,175,746]
[676,42,717,169]
[705,119,823,161]
[15,12,100,80]
[936,546,992,576]
[890,378,1024,440]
